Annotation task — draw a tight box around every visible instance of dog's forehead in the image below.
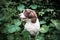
[23,9,31,16]
[25,9,32,11]
[24,9,32,13]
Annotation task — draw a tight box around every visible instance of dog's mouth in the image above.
[20,18,27,21]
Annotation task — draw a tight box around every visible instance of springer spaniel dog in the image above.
[18,9,40,36]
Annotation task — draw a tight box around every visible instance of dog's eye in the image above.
[24,13,29,17]
[24,11,30,16]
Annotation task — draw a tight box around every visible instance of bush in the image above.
[0,0,60,40]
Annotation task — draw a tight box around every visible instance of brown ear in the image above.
[29,10,37,23]
[31,17,37,23]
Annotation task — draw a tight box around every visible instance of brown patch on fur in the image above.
[24,9,37,23]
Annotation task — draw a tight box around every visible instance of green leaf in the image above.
[51,34,59,40]
[36,36,44,40]
[40,20,46,24]
[17,4,25,11]
[7,34,14,40]
[21,30,30,40]
[14,19,22,26]
[46,8,54,12]
[0,14,4,21]
[39,25,49,33]
[15,25,21,31]
[30,4,37,9]
[51,19,60,30]
[2,24,21,33]
[38,12,44,16]
[8,25,20,33]
[43,17,49,21]
[49,23,55,27]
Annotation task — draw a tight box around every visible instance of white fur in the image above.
[18,13,27,21]
[24,18,40,35]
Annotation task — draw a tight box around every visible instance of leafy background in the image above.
[0,0,60,40]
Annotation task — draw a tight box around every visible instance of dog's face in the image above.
[18,9,37,23]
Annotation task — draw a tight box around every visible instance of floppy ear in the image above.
[29,10,37,23]
[31,17,37,23]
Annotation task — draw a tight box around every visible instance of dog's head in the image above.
[18,9,37,23]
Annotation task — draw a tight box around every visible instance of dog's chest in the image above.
[24,19,40,35]
[24,21,40,32]
[24,23,36,30]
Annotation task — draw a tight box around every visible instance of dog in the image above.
[18,9,40,36]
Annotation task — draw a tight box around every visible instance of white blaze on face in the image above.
[18,13,27,21]
[19,13,25,18]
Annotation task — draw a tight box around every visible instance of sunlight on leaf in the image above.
[46,8,54,12]
[40,20,46,24]
[51,19,60,30]
[17,4,25,11]
[2,24,21,33]
[40,25,49,33]
[14,19,22,26]
[30,4,37,9]
[38,12,44,16]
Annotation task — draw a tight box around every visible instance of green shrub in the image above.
[0,0,60,40]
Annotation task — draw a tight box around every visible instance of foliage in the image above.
[39,25,49,33]
[0,0,60,40]
[17,4,25,11]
